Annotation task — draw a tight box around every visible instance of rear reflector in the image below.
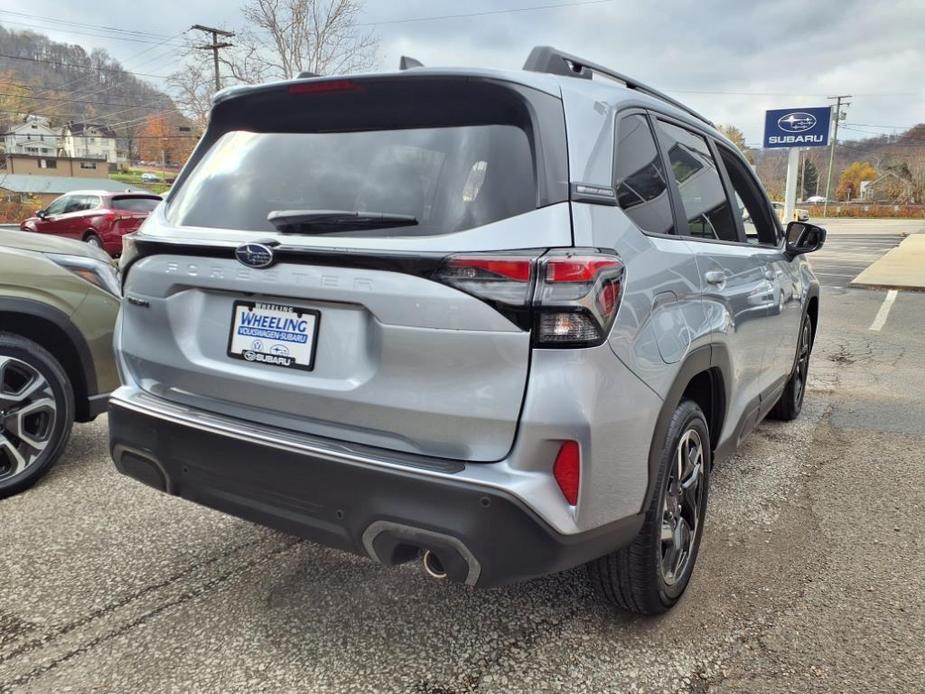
[553,441,581,505]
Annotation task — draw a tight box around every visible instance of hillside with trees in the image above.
[751,125,925,205]
[0,24,193,164]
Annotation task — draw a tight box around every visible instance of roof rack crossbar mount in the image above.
[523,46,713,127]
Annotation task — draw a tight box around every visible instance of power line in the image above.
[0,52,170,80]
[0,9,175,40]
[0,18,187,47]
[0,91,171,109]
[357,0,618,26]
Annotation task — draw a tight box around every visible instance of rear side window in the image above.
[614,114,674,235]
[112,196,160,212]
[656,121,739,243]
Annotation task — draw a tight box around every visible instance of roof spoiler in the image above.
[399,55,424,70]
[523,45,713,126]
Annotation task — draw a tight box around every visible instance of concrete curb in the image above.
[851,233,925,291]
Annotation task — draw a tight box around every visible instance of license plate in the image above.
[227,300,320,371]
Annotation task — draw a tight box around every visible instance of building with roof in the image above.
[4,153,109,178]
[2,115,60,158]
[61,122,122,165]
[0,173,150,207]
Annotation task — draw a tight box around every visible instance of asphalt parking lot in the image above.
[2,219,924,693]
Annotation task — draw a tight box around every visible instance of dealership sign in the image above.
[763,106,832,148]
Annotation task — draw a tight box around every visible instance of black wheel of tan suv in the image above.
[768,314,813,421]
[587,399,710,615]
[0,333,74,499]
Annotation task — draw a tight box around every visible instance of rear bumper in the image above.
[108,393,642,587]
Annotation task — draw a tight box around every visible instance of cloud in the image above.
[2,0,922,142]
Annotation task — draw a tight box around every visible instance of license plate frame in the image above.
[226,300,320,372]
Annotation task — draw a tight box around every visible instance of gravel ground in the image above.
[1,229,923,693]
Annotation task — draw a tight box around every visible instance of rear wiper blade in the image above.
[267,209,418,233]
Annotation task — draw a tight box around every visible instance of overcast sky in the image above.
[1,0,922,144]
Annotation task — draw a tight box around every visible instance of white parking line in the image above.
[869,290,899,332]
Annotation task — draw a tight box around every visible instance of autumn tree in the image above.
[137,113,196,167]
[836,161,877,201]
[717,124,754,163]
[0,71,70,134]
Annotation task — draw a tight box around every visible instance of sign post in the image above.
[763,106,832,224]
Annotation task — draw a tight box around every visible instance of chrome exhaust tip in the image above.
[421,550,448,580]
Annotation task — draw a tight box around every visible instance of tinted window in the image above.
[81,195,101,211]
[44,196,69,216]
[64,197,84,213]
[657,121,739,243]
[112,196,161,212]
[717,146,779,245]
[614,114,674,235]
[167,125,536,236]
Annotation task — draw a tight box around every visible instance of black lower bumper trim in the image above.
[81,392,110,422]
[108,402,643,587]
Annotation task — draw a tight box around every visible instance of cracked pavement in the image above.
[1,223,923,693]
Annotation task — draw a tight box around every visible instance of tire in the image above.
[768,314,813,421]
[84,232,103,249]
[587,399,711,615]
[0,333,75,499]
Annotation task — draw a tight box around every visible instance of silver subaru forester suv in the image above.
[110,47,824,615]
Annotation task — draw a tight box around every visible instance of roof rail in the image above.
[522,46,713,127]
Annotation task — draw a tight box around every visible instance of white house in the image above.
[61,121,121,164]
[2,115,60,157]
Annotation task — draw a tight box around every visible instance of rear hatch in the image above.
[120,74,570,462]
[111,195,161,235]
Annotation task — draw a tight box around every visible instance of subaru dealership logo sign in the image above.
[235,243,275,268]
[777,112,817,133]
[763,106,832,149]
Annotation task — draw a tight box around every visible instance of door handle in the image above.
[705,270,725,285]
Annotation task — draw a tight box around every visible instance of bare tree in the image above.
[167,60,215,131]
[168,0,377,125]
[234,0,377,80]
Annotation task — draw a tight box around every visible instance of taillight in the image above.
[433,249,624,348]
[434,254,536,307]
[534,253,624,347]
[553,441,581,505]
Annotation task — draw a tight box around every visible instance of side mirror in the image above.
[785,221,826,256]
[36,209,46,220]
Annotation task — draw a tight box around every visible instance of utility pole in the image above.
[823,95,851,216]
[191,24,235,92]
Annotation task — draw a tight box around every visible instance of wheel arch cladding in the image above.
[0,302,95,421]
[642,345,729,511]
[806,295,819,344]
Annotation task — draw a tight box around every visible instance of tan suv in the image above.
[0,229,120,498]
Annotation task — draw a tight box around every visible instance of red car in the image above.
[20,190,162,256]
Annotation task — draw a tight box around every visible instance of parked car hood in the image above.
[0,229,114,264]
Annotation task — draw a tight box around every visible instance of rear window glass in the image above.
[112,196,160,212]
[166,125,536,236]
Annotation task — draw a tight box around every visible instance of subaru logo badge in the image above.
[777,112,817,133]
[235,243,275,268]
